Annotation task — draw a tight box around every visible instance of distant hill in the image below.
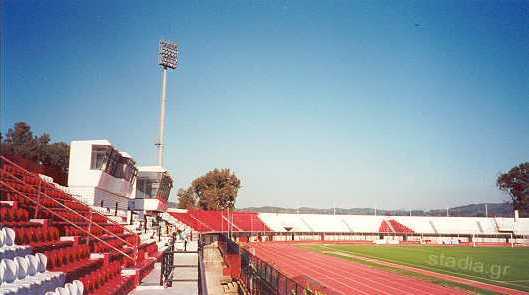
[238,203,514,217]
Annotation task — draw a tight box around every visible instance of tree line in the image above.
[1,122,69,185]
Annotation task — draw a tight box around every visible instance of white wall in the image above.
[68,140,135,208]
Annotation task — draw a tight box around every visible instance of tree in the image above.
[497,162,529,217]
[177,169,241,210]
[177,188,197,209]
[1,122,70,185]
[2,122,41,160]
[41,142,70,176]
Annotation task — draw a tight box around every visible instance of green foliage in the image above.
[1,121,70,176]
[497,162,529,217]
[176,187,197,209]
[177,168,241,210]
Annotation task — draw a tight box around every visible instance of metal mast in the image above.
[157,40,178,166]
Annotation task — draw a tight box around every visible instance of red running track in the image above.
[248,243,467,295]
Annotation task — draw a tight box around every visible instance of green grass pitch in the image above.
[303,244,529,292]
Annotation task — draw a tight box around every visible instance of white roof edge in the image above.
[71,139,112,146]
[70,139,135,159]
[120,151,132,159]
[167,208,187,213]
[138,166,169,173]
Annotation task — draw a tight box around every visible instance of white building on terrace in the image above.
[67,140,138,210]
[131,165,173,213]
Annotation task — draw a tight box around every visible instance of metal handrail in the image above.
[0,179,136,262]
[185,212,215,232]
[239,246,321,295]
[160,237,175,288]
[198,235,208,295]
[221,211,242,232]
[0,156,136,235]
[1,169,137,249]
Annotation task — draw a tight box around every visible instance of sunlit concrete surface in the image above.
[132,242,199,295]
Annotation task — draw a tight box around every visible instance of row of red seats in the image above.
[92,235,137,253]
[45,244,91,270]
[49,213,108,224]
[41,186,69,199]
[1,162,18,175]
[95,234,139,248]
[52,211,97,223]
[0,161,68,199]
[389,219,414,234]
[45,244,103,282]
[379,220,393,233]
[113,247,136,268]
[0,187,121,238]
[1,179,38,194]
[0,190,35,207]
[23,175,41,185]
[0,207,29,222]
[231,211,271,231]
[0,161,42,186]
[191,210,229,231]
[63,224,125,237]
[14,226,60,245]
[169,212,214,232]
[92,238,125,253]
[0,177,68,207]
[169,210,272,232]
[1,162,79,205]
[64,200,90,211]
[80,261,127,294]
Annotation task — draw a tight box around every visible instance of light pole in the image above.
[157,40,178,166]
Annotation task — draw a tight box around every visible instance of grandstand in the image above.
[2,151,529,294]
[0,156,159,295]
[169,210,529,238]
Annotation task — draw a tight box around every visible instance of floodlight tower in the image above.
[156,40,178,166]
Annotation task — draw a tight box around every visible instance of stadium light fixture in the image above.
[159,40,178,69]
[156,40,179,166]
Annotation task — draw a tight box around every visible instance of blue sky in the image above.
[2,0,528,209]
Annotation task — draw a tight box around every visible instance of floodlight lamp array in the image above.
[159,40,178,69]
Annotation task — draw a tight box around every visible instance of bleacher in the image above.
[258,213,312,232]
[340,215,384,232]
[294,214,349,232]
[514,219,529,235]
[231,212,270,232]
[378,220,393,233]
[0,156,160,295]
[388,219,414,234]
[168,210,270,233]
[393,216,437,234]
[256,213,528,236]
[168,210,529,236]
[428,217,484,235]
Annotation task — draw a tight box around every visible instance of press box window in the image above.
[90,146,110,170]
